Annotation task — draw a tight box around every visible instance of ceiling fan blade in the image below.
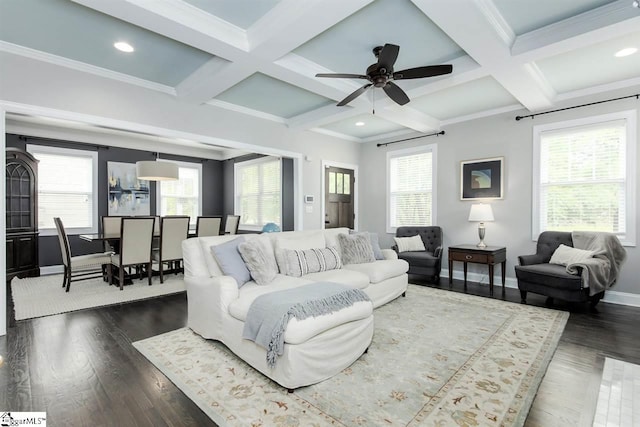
[315,73,369,79]
[337,83,372,106]
[377,43,400,71]
[393,64,453,80]
[383,82,410,106]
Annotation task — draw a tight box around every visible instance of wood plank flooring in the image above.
[1,278,639,427]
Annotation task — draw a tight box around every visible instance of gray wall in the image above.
[6,133,224,266]
[358,89,640,296]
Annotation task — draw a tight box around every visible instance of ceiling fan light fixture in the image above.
[614,47,637,57]
[633,0,639,8]
[114,41,134,53]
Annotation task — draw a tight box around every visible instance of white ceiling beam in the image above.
[375,106,441,133]
[512,1,640,59]
[412,0,555,112]
[287,104,366,130]
[248,0,374,59]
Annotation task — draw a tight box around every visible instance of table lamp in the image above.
[468,203,494,248]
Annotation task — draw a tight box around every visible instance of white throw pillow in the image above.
[549,244,594,266]
[394,235,426,253]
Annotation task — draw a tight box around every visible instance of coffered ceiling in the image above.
[1,0,639,144]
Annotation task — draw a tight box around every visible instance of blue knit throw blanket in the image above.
[242,282,371,368]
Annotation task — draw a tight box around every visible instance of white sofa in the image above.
[182,228,409,389]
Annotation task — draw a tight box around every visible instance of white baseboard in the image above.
[39,265,64,276]
[441,268,640,308]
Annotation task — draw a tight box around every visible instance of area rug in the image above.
[11,273,185,320]
[133,285,568,426]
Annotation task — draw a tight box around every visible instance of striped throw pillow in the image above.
[278,247,342,277]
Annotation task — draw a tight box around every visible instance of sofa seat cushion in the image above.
[229,277,373,346]
[397,251,439,268]
[344,259,409,284]
[304,269,369,289]
[515,263,584,291]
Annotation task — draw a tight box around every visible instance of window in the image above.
[533,110,636,245]
[387,144,437,233]
[157,161,202,225]
[27,144,98,235]
[235,156,281,230]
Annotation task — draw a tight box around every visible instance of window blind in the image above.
[539,119,627,235]
[235,157,281,228]
[30,149,95,231]
[389,151,433,228]
[159,164,201,224]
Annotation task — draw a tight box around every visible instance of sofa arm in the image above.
[185,275,239,339]
[434,246,443,259]
[381,249,398,260]
[518,254,545,266]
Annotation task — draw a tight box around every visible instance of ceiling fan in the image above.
[316,43,452,107]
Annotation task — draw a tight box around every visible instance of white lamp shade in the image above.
[136,160,179,181]
[468,203,494,222]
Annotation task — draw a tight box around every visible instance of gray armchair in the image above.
[514,231,604,307]
[393,226,443,283]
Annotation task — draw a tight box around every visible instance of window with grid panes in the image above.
[533,110,636,245]
[235,157,281,229]
[27,144,98,235]
[158,161,202,225]
[387,145,436,233]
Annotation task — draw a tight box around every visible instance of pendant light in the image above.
[136,153,179,181]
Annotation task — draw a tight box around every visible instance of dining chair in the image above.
[224,214,241,235]
[195,215,223,237]
[153,215,190,283]
[54,217,113,292]
[101,215,124,253]
[109,217,155,290]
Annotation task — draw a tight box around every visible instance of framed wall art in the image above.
[460,156,504,200]
[108,161,150,215]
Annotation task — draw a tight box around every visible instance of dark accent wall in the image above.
[6,133,224,266]
[223,155,295,232]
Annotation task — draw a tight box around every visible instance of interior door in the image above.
[324,166,354,229]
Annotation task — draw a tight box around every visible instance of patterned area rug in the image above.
[133,285,568,427]
[11,273,185,320]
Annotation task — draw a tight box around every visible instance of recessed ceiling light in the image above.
[615,47,637,57]
[355,121,365,126]
[114,41,134,53]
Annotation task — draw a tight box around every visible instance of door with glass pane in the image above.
[325,166,354,229]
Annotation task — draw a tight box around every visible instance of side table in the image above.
[448,244,506,296]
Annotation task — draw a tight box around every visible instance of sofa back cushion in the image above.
[536,231,573,263]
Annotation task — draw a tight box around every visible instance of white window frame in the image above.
[234,156,282,232]
[26,144,99,236]
[532,110,636,246]
[155,160,203,226]
[386,143,438,234]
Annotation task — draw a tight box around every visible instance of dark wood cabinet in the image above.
[6,147,40,279]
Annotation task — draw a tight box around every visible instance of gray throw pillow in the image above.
[349,230,384,260]
[238,239,278,285]
[210,237,251,288]
[338,233,376,265]
[278,247,342,277]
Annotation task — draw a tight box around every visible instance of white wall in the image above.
[359,87,640,296]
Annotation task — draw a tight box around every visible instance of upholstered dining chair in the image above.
[196,215,223,237]
[101,215,124,253]
[153,215,190,283]
[109,217,155,290]
[224,214,241,235]
[54,217,113,292]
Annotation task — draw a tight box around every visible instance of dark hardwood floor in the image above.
[1,278,639,426]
